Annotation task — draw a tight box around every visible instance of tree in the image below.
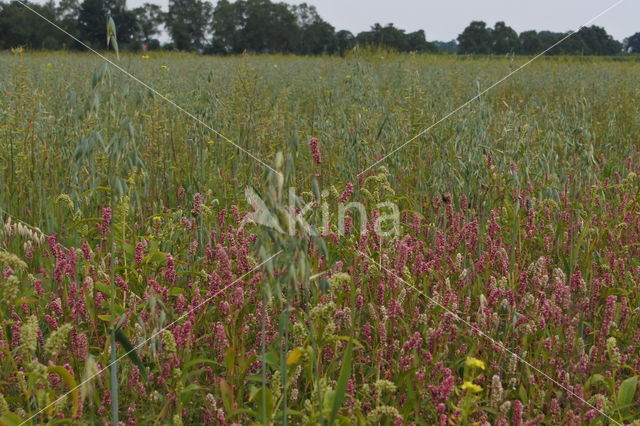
[335,30,355,55]
[57,0,81,38]
[291,3,336,54]
[433,40,458,53]
[356,23,408,51]
[406,30,437,52]
[133,3,163,45]
[242,0,299,52]
[492,21,518,54]
[166,0,212,51]
[78,0,137,48]
[575,25,621,55]
[0,0,65,49]
[624,32,640,53]
[518,30,541,54]
[457,21,492,54]
[211,0,299,54]
[211,0,245,53]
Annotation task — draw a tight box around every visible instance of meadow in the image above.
[0,51,639,425]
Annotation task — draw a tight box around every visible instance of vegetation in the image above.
[0,49,639,424]
[0,0,638,55]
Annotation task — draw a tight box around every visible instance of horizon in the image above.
[25,0,638,43]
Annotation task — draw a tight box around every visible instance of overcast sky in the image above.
[120,0,636,42]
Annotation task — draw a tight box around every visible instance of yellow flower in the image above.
[461,381,483,393]
[160,65,168,70]
[47,63,53,68]
[286,347,303,366]
[142,55,150,60]
[466,356,486,370]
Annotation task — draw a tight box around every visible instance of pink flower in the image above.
[134,241,145,264]
[98,206,112,235]
[339,182,353,203]
[309,137,322,165]
[193,193,203,216]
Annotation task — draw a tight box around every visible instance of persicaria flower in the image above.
[33,279,44,295]
[339,182,353,203]
[309,137,321,164]
[135,242,145,264]
[193,193,203,216]
[98,207,112,235]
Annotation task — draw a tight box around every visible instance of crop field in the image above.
[0,51,639,425]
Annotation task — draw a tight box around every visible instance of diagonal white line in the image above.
[359,0,627,176]
[359,250,621,425]
[13,0,280,176]
[19,250,282,426]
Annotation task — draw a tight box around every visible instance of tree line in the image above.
[1,0,639,54]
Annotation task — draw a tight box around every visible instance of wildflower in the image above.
[20,316,39,356]
[339,182,354,203]
[142,55,150,59]
[72,330,89,360]
[0,393,8,415]
[0,250,27,271]
[367,405,401,423]
[160,65,168,70]
[490,374,503,407]
[81,356,99,403]
[287,347,304,366]
[309,137,321,164]
[466,356,486,370]
[328,272,351,292]
[98,206,112,235]
[461,381,483,393]
[374,379,397,394]
[135,241,145,264]
[162,330,177,354]
[193,193,203,216]
[44,323,72,356]
[606,336,621,365]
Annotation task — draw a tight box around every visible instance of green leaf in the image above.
[48,365,80,418]
[250,386,273,423]
[616,376,638,409]
[114,329,148,380]
[0,412,25,426]
[144,252,167,265]
[219,378,233,413]
[329,341,352,425]
[169,287,185,296]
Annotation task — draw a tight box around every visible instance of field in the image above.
[1,51,639,425]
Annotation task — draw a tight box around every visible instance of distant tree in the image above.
[211,0,245,52]
[518,30,541,54]
[291,3,336,54]
[335,29,355,55]
[211,0,299,53]
[406,30,437,52]
[78,0,137,48]
[243,0,299,52]
[457,21,492,54]
[57,0,81,35]
[433,40,458,53]
[357,23,409,51]
[624,32,640,53]
[133,3,163,45]
[0,0,64,49]
[575,25,621,55]
[491,21,518,54]
[166,0,212,51]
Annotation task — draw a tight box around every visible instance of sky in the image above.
[122,0,637,42]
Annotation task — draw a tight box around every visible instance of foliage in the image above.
[0,51,639,424]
